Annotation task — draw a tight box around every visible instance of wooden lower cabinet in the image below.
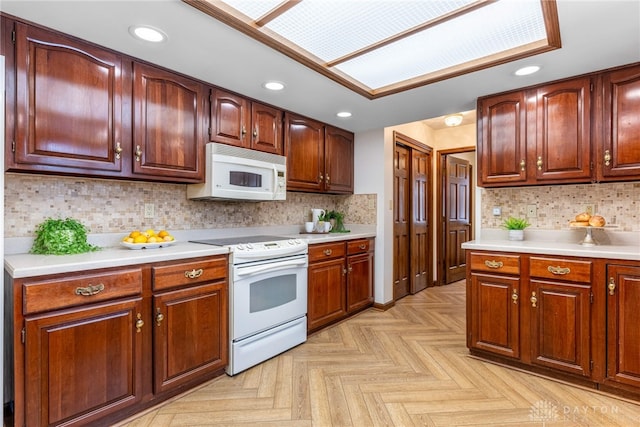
[307,238,374,332]
[467,251,640,400]
[605,264,640,390]
[11,255,229,427]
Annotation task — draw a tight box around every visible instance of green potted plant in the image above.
[30,217,101,255]
[325,210,346,232]
[501,216,530,241]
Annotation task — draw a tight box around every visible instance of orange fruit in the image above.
[129,230,141,239]
[133,235,147,244]
[158,230,169,238]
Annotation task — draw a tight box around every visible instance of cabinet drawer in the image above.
[470,252,521,275]
[153,256,227,291]
[530,257,592,283]
[23,268,142,315]
[309,242,346,262]
[347,238,372,255]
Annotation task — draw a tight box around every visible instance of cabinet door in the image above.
[285,112,325,192]
[13,22,125,175]
[153,282,228,394]
[324,126,354,194]
[599,65,640,180]
[251,102,283,154]
[606,264,640,388]
[24,298,143,427]
[132,62,204,182]
[308,257,347,331]
[534,78,592,183]
[468,273,520,359]
[209,88,250,148]
[347,251,374,313]
[529,280,591,377]
[477,92,528,186]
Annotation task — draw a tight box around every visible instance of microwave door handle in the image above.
[272,165,278,200]
[236,258,307,277]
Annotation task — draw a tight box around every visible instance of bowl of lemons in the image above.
[121,229,176,249]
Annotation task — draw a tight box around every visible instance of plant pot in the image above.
[508,230,524,241]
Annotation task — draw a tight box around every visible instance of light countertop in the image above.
[5,225,376,279]
[462,229,640,261]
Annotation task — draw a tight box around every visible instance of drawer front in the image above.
[23,268,142,315]
[470,252,521,275]
[530,257,592,283]
[347,238,372,255]
[153,256,228,291]
[309,242,346,263]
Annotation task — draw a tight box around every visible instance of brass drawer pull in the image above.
[485,260,503,269]
[75,283,105,296]
[548,266,570,275]
[185,268,204,279]
[358,244,367,250]
[530,292,537,308]
[608,277,616,295]
[323,249,333,256]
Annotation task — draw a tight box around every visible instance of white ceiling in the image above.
[2,1,639,133]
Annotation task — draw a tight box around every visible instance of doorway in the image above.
[393,132,433,300]
[437,147,476,286]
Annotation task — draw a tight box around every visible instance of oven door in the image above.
[231,255,307,341]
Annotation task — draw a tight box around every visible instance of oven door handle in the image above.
[236,257,307,277]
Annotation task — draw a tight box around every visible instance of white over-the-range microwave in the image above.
[187,143,286,201]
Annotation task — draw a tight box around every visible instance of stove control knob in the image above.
[236,244,245,250]
[246,243,254,250]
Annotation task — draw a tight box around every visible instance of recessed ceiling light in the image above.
[444,114,463,127]
[129,25,167,43]
[337,111,352,118]
[515,65,541,76]
[263,81,285,91]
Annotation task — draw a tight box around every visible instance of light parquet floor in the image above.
[118,280,640,426]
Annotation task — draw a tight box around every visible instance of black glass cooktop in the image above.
[190,235,289,246]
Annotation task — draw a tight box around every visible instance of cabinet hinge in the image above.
[590,360,594,371]
[208,127,212,136]
[11,29,16,44]
[590,292,594,304]
[12,141,16,153]
[590,82,594,92]
[21,327,25,344]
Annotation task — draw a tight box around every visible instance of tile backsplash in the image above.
[481,181,640,231]
[4,173,377,238]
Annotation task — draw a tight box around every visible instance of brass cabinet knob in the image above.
[114,142,123,160]
[135,145,142,162]
[512,289,518,304]
[135,313,144,333]
[156,308,164,326]
[608,277,616,295]
[520,159,526,171]
[604,149,611,167]
[530,292,537,308]
[536,156,543,170]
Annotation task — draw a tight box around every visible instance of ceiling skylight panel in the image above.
[263,0,476,62]
[334,0,547,89]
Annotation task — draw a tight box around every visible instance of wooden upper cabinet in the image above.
[210,88,283,154]
[11,21,126,175]
[477,91,528,186]
[598,64,640,181]
[533,77,592,183]
[132,62,204,182]
[251,102,283,155]
[285,112,325,192]
[324,126,354,194]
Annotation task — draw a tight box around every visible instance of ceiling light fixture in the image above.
[129,25,167,43]
[263,81,285,91]
[515,65,541,76]
[337,111,352,118]
[444,114,463,127]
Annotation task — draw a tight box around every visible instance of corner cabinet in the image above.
[132,62,205,182]
[8,255,229,427]
[285,112,354,194]
[307,238,374,333]
[10,21,127,176]
[209,88,283,155]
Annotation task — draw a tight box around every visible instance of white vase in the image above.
[508,230,524,241]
